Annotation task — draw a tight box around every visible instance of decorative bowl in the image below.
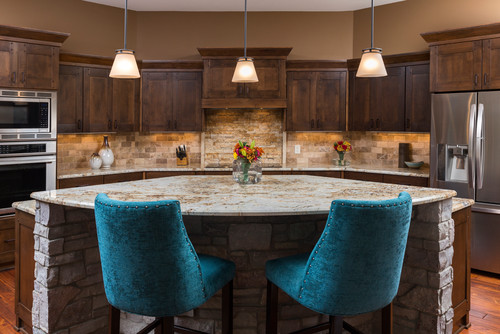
[404,161,424,169]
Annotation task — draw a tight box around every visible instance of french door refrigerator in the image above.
[431,91,500,274]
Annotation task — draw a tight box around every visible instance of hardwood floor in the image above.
[0,269,498,333]
[0,269,16,334]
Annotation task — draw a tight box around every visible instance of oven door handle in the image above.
[0,155,56,165]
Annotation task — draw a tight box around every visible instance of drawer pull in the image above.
[4,239,15,243]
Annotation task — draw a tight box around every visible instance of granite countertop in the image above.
[58,163,430,179]
[12,200,36,215]
[32,175,454,216]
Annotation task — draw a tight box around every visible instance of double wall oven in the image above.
[0,89,57,215]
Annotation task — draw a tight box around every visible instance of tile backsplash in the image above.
[57,132,201,172]
[286,131,430,167]
[57,113,430,173]
[204,109,284,167]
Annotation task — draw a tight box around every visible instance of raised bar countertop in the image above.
[57,163,430,179]
[32,175,454,216]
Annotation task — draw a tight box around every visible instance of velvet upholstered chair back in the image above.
[94,193,207,317]
[298,192,412,316]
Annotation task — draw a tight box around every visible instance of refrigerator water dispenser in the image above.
[448,145,468,182]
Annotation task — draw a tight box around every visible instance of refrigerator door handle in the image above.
[476,103,485,190]
[468,103,476,190]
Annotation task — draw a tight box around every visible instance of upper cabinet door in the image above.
[482,38,500,90]
[430,41,482,92]
[22,44,59,90]
[372,66,406,131]
[405,64,431,132]
[0,41,17,87]
[348,71,372,131]
[315,71,346,131]
[112,78,140,132]
[203,59,241,99]
[286,71,314,131]
[83,67,113,132]
[246,59,285,99]
[141,72,173,132]
[58,65,83,133]
[172,72,202,131]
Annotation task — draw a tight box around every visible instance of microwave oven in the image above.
[0,89,57,141]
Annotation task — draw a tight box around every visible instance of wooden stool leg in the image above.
[222,280,234,334]
[266,280,279,334]
[329,316,343,334]
[108,305,120,334]
[382,302,393,334]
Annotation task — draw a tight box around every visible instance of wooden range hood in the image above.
[198,47,292,109]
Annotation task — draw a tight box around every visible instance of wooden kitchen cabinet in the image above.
[349,66,406,131]
[422,23,500,92]
[58,60,139,133]
[287,71,346,131]
[0,40,59,90]
[84,67,113,132]
[405,64,431,132]
[15,209,35,334]
[451,206,471,333]
[198,48,290,109]
[141,70,202,132]
[0,214,15,270]
[344,171,429,187]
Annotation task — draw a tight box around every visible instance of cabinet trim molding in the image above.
[0,24,69,46]
[421,22,500,44]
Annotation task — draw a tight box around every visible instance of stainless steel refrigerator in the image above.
[431,92,500,274]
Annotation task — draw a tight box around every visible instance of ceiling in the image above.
[82,0,405,12]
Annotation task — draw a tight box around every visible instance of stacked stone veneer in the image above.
[204,109,284,167]
[32,199,454,334]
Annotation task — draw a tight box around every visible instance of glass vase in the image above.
[232,159,262,184]
[335,151,349,166]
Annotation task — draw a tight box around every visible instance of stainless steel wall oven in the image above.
[0,89,57,215]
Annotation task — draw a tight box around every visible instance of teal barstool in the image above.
[94,194,235,334]
[266,192,412,334]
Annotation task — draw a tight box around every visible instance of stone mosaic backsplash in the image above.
[57,132,202,172]
[57,113,430,173]
[286,131,430,168]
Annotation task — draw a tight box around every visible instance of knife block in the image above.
[177,157,188,166]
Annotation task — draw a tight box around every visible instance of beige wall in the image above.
[135,11,353,60]
[353,0,500,56]
[0,0,137,57]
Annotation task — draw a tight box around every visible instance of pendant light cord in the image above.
[244,0,247,59]
[124,0,128,50]
[370,0,374,49]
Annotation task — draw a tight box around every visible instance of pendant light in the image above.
[232,0,258,83]
[110,0,140,79]
[356,0,387,77]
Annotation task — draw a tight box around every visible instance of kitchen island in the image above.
[24,175,457,334]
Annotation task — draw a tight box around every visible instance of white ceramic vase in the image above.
[89,153,102,169]
[98,136,114,169]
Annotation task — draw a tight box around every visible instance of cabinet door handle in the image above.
[310,119,315,128]
[4,239,15,243]
[316,119,320,129]
[376,118,381,129]
[11,72,16,83]
[108,120,112,130]
[21,72,25,84]
[475,74,479,86]
[246,86,250,94]
[484,73,488,86]
[370,118,374,129]
[168,120,171,129]
[406,118,411,129]
[238,85,243,95]
[114,120,118,129]
[77,119,82,130]
[174,120,177,129]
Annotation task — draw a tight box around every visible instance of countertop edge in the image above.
[58,165,430,179]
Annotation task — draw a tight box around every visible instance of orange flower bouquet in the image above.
[233,140,264,184]
[333,140,352,166]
